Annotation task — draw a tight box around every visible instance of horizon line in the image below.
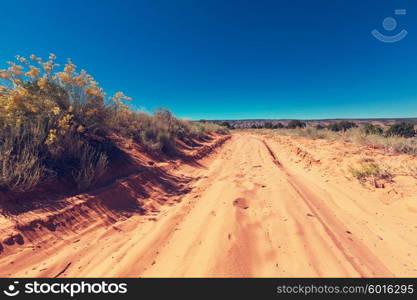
[190,116,417,121]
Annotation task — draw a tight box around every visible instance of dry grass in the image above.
[348,159,392,182]
[249,127,417,156]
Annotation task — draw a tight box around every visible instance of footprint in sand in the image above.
[233,198,249,209]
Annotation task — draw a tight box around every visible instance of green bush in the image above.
[362,123,384,135]
[219,121,234,130]
[349,160,392,182]
[386,122,415,138]
[287,120,306,129]
[327,121,357,132]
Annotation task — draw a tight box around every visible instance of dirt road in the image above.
[2,133,417,277]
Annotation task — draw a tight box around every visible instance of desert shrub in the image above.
[0,54,228,193]
[264,122,273,129]
[274,122,284,129]
[386,122,415,138]
[327,121,357,132]
[219,121,234,130]
[0,54,128,192]
[132,109,228,153]
[111,108,228,154]
[48,132,109,189]
[287,120,306,129]
[349,160,392,182]
[0,121,48,191]
[259,126,338,140]
[0,55,127,138]
[297,126,338,139]
[72,144,108,190]
[199,121,229,135]
[362,123,384,135]
[315,124,325,130]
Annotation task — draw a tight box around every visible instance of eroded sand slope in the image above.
[1,132,417,277]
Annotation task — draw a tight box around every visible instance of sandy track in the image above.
[2,133,417,277]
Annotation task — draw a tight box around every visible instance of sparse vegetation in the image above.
[219,121,235,130]
[0,54,228,193]
[348,159,392,186]
[287,120,306,129]
[386,122,415,138]
[327,121,357,132]
[250,124,417,156]
[362,123,384,135]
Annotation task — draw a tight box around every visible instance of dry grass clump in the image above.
[348,159,392,181]
[250,127,339,140]
[0,54,227,193]
[340,128,417,156]
[348,158,393,188]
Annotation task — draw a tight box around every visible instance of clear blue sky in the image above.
[1,0,416,120]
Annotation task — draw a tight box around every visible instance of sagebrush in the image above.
[0,54,227,192]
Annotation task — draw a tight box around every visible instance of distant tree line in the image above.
[251,122,285,129]
[250,120,306,129]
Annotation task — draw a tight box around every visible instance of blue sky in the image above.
[1,0,416,120]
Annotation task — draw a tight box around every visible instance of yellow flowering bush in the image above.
[0,53,228,194]
[0,54,131,192]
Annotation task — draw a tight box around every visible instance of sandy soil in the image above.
[1,132,417,277]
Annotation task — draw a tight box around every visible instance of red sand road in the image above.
[1,132,417,277]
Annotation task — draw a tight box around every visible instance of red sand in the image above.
[1,132,417,277]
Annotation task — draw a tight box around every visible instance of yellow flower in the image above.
[52,106,60,115]
[57,114,73,130]
[0,70,10,79]
[57,72,70,83]
[16,87,29,97]
[38,77,48,89]
[74,76,87,87]
[76,125,85,133]
[9,65,23,76]
[111,91,132,103]
[25,102,38,113]
[43,63,52,73]
[45,129,58,145]
[25,67,40,79]
[86,87,103,98]
[64,61,76,74]
[30,54,36,61]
